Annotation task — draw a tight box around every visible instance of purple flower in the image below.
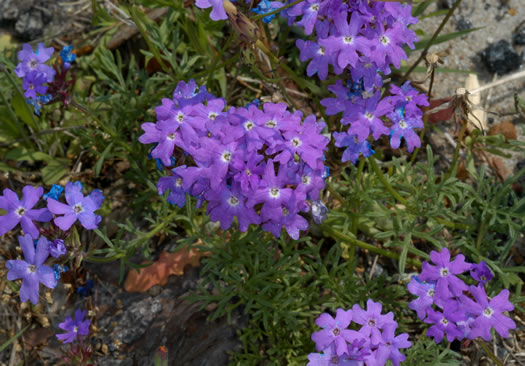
[307,345,362,366]
[311,308,357,356]
[425,302,466,343]
[56,309,90,344]
[0,186,52,238]
[374,323,411,366]
[418,248,471,299]
[6,235,57,304]
[343,92,392,142]
[296,40,336,81]
[22,71,48,99]
[333,132,374,164]
[205,183,260,232]
[367,22,407,69]
[157,170,186,208]
[261,190,309,240]
[47,182,104,231]
[461,286,516,341]
[352,299,396,346]
[49,239,67,258]
[407,276,436,319]
[319,12,369,70]
[469,261,493,285]
[15,43,55,81]
[247,161,293,209]
[195,0,227,21]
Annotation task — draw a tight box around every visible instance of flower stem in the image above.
[403,0,463,80]
[323,227,421,268]
[477,339,504,366]
[368,156,408,206]
[444,122,467,181]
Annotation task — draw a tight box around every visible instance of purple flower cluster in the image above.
[1,183,103,304]
[139,79,329,239]
[14,43,76,115]
[408,248,516,343]
[308,301,411,366]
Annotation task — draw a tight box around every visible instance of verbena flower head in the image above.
[408,248,516,343]
[0,186,52,238]
[309,304,410,366]
[49,239,67,258]
[470,261,493,285]
[15,43,55,81]
[139,79,329,239]
[56,309,91,344]
[6,235,57,304]
[47,182,104,231]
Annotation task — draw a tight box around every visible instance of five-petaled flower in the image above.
[6,235,57,304]
[56,308,91,344]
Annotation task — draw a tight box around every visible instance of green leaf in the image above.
[412,0,435,17]
[11,93,38,131]
[414,28,482,51]
[0,324,30,353]
[5,147,53,162]
[95,142,114,177]
[42,160,68,185]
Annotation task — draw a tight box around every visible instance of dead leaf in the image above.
[22,327,55,347]
[490,157,511,181]
[488,121,517,141]
[124,248,208,293]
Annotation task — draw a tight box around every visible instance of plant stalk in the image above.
[368,156,409,206]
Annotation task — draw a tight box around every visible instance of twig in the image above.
[403,0,463,80]
[469,69,525,95]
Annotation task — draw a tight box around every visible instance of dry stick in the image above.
[403,0,463,80]
[469,69,525,95]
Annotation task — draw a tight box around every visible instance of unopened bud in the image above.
[223,0,259,43]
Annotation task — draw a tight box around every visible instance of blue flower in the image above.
[43,184,64,201]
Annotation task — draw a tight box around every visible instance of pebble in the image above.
[438,0,457,9]
[513,23,525,45]
[456,17,473,31]
[480,40,522,74]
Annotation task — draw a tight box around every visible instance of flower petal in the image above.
[54,213,78,231]
[37,265,57,289]
[18,235,36,264]
[19,272,39,304]
[6,260,29,281]
[21,186,43,209]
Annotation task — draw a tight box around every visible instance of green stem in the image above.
[252,0,305,21]
[323,227,421,268]
[444,122,467,181]
[368,156,408,206]
[476,339,504,366]
[433,217,473,231]
[403,0,463,80]
[475,214,488,251]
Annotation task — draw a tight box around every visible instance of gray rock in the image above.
[480,40,522,74]
[14,10,44,40]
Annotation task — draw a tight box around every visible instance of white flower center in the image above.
[399,119,408,129]
[27,265,37,273]
[269,188,280,198]
[380,35,390,45]
[317,46,326,55]
[440,268,450,277]
[483,307,494,318]
[73,326,78,333]
[227,195,240,207]
[221,151,233,163]
[167,133,176,140]
[310,3,320,11]
[427,289,435,297]
[245,169,252,176]
[282,207,289,216]
[343,36,354,45]
[301,175,311,185]
[367,319,376,327]
[176,112,185,123]
[265,120,277,128]
[175,178,182,187]
[291,137,301,148]
[244,121,255,130]
[73,203,84,214]
[332,327,341,336]
[364,112,374,121]
[440,318,449,326]
[15,206,26,217]
[208,112,218,120]
[29,59,38,69]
